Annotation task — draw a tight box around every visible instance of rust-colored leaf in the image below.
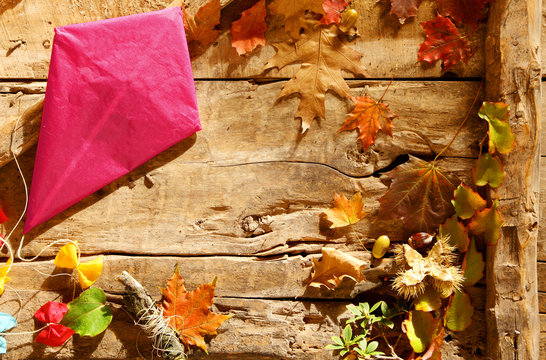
[338,96,397,151]
[308,247,366,290]
[436,0,492,29]
[161,265,232,352]
[263,19,368,132]
[183,0,221,58]
[230,0,267,55]
[390,0,423,24]
[379,156,459,234]
[319,0,351,25]
[268,0,325,39]
[418,14,474,72]
[323,192,366,228]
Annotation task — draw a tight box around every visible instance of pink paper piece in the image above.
[24,7,201,234]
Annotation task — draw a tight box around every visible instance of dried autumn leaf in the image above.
[468,199,503,246]
[263,19,368,132]
[478,102,515,154]
[390,0,423,24]
[268,0,325,39]
[451,183,486,220]
[436,0,492,29]
[462,238,484,287]
[439,214,469,252]
[418,14,474,72]
[323,192,366,228]
[319,0,351,25]
[183,0,221,58]
[338,95,397,151]
[379,156,459,234]
[161,265,232,352]
[230,0,267,55]
[444,290,473,331]
[473,153,505,188]
[308,247,366,290]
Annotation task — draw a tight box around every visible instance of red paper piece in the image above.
[0,208,7,224]
[34,302,68,324]
[24,7,201,233]
[35,323,75,347]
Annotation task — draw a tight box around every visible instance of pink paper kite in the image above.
[24,7,201,234]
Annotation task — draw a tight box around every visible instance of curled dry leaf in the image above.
[338,96,397,151]
[183,0,221,58]
[390,0,423,24]
[230,0,267,55]
[308,247,366,290]
[323,192,366,228]
[263,19,368,132]
[268,0,325,39]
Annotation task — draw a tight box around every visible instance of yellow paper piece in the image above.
[77,255,103,289]
[54,241,79,269]
[0,258,13,295]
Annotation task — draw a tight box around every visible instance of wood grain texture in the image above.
[485,0,542,359]
[0,0,486,79]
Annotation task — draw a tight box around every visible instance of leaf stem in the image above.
[433,78,484,165]
[378,71,396,103]
[350,225,368,252]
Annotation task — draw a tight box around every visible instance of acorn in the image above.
[372,235,390,259]
[339,9,358,33]
[408,232,434,250]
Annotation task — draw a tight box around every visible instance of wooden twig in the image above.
[118,271,186,360]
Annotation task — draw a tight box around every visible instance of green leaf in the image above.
[414,287,442,312]
[478,102,514,154]
[382,319,394,329]
[463,238,485,287]
[369,301,381,313]
[468,199,503,245]
[342,324,352,343]
[332,336,344,346]
[347,304,361,316]
[325,344,345,350]
[366,341,379,353]
[61,287,113,337]
[473,153,505,188]
[445,290,474,331]
[439,214,470,252]
[403,310,435,353]
[380,301,388,315]
[451,184,486,220]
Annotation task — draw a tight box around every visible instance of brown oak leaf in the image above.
[390,0,423,24]
[183,0,221,58]
[161,265,232,352]
[230,0,267,55]
[418,14,474,72]
[268,0,325,39]
[263,19,368,132]
[308,247,366,290]
[379,155,459,234]
[338,95,397,151]
[436,0,492,29]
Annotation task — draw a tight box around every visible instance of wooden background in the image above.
[0,0,542,358]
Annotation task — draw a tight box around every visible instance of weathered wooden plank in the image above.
[0,0,486,79]
[0,80,484,172]
[539,262,546,292]
[485,0,542,359]
[541,292,546,313]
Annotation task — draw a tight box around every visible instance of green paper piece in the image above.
[468,199,503,245]
[439,214,470,252]
[403,310,434,353]
[414,287,442,312]
[62,288,113,337]
[463,238,485,287]
[445,290,474,331]
[473,153,505,188]
[478,102,515,154]
[451,184,486,220]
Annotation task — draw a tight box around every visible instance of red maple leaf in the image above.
[319,0,351,25]
[418,14,474,72]
[390,0,423,24]
[230,0,267,55]
[436,0,492,28]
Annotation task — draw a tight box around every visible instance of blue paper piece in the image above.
[0,312,17,354]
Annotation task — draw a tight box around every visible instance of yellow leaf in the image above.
[55,241,78,269]
[323,192,366,228]
[77,255,103,289]
[0,258,12,295]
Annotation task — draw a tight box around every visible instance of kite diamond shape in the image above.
[24,7,201,233]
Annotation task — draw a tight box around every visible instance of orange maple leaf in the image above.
[323,192,366,228]
[183,0,221,58]
[230,0,267,55]
[338,95,397,151]
[161,265,232,352]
